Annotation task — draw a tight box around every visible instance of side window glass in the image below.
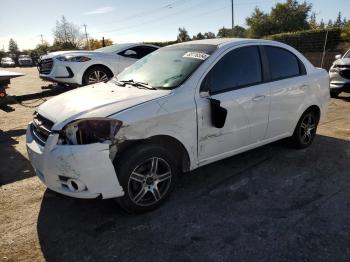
[204,46,262,94]
[265,46,301,80]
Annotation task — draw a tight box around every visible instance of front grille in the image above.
[38,58,53,75]
[31,113,54,146]
[339,69,350,80]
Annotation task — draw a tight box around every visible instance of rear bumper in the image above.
[26,123,124,199]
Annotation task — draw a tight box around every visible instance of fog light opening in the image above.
[67,178,86,192]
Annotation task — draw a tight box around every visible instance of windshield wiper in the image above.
[119,79,156,90]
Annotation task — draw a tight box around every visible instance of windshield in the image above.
[94,43,134,53]
[344,50,350,58]
[2,58,13,62]
[116,44,217,89]
[19,55,30,58]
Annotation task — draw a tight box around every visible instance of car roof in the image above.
[173,38,281,48]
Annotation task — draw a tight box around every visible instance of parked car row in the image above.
[1,55,34,67]
[27,38,330,213]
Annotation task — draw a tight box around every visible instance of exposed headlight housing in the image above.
[56,55,91,62]
[62,118,123,145]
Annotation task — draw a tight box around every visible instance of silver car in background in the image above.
[18,55,33,67]
[329,50,350,97]
[1,57,16,67]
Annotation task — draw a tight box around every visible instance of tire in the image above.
[330,91,340,98]
[114,143,179,213]
[82,66,112,86]
[290,110,319,149]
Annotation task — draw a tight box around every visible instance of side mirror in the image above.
[335,54,342,60]
[208,98,227,128]
[124,49,137,58]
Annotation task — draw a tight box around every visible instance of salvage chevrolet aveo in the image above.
[26,39,330,212]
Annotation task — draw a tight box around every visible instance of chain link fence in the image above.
[267,28,350,71]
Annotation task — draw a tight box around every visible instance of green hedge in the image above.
[266,29,342,53]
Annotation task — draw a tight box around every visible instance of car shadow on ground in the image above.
[37,135,350,262]
[0,128,34,186]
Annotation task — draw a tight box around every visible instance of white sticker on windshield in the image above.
[183,52,210,60]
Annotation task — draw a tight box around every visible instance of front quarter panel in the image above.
[112,89,198,170]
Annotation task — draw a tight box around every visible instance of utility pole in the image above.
[231,0,234,29]
[82,24,90,50]
[39,34,44,45]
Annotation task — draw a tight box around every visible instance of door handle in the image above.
[252,95,266,101]
[299,84,308,89]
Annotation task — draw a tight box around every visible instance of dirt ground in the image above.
[1,67,350,261]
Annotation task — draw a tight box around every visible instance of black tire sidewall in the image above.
[114,144,179,213]
[292,111,318,149]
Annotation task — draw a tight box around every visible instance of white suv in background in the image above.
[27,39,329,213]
[38,43,158,86]
[329,49,350,97]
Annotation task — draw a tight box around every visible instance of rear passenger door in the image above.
[262,46,308,139]
[196,45,271,162]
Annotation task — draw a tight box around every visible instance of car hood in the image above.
[333,58,350,66]
[37,82,172,130]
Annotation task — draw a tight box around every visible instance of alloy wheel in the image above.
[128,157,172,206]
[299,113,316,145]
[88,70,109,84]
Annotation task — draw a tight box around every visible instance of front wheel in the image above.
[114,144,179,213]
[82,66,112,86]
[290,110,319,149]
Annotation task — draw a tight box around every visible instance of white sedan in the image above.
[37,43,158,86]
[27,39,330,213]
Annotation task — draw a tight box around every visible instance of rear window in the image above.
[265,46,302,81]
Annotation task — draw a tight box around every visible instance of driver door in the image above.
[196,45,271,163]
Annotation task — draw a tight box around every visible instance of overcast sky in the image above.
[1,0,349,51]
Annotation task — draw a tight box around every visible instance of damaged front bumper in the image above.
[26,124,124,199]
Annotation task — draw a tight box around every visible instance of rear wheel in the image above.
[290,110,319,149]
[114,144,178,213]
[82,66,112,86]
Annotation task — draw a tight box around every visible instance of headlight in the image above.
[330,65,340,73]
[62,118,123,145]
[56,55,91,62]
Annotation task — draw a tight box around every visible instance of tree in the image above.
[53,16,84,49]
[203,32,216,39]
[341,21,350,41]
[309,12,317,29]
[269,0,312,33]
[8,38,19,55]
[192,32,205,40]
[246,0,312,37]
[246,7,273,37]
[85,38,113,50]
[334,12,342,28]
[217,26,246,38]
[177,27,190,42]
[319,19,325,29]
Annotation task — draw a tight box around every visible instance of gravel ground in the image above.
[1,67,350,261]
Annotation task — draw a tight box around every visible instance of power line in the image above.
[91,0,191,27]
[93,0,214,34]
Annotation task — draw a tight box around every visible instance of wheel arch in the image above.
[115,135,191,173]
[82,64,114,85]
[293,104,321,132]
